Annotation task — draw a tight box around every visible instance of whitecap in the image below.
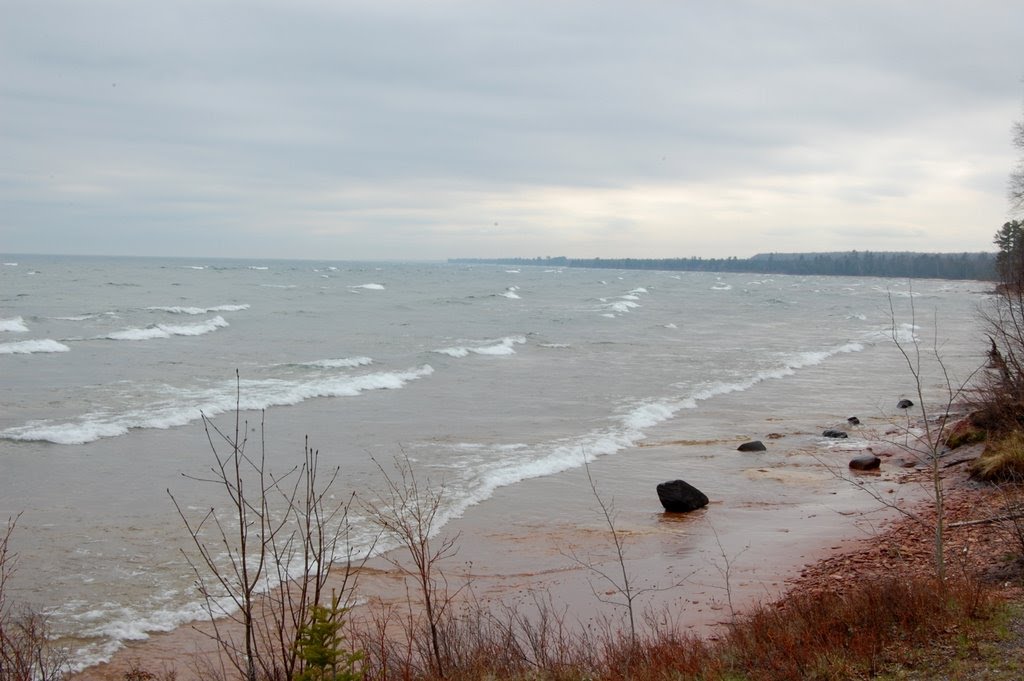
[146,304,249,315]
[351,283,385,290]
[501,290,521,299]
[0,339,70,355]
[435,336,526,358]
[608,300,640,314]
[664,323,678,329]
[296,357,374,369]
[0,365,435,445]
[0,316,29,333]
[866,323,918,344]
[101,316,229,341]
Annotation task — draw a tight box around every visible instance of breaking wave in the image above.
[101,316,229,341]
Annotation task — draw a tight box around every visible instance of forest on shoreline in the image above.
[452,250,997,280]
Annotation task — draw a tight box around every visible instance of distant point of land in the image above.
[450,251,996,280]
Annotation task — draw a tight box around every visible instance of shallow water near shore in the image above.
[0,256,989,669]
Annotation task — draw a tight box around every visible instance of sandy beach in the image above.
[72,358,953,681]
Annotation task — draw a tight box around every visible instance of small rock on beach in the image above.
[849,455,882,471]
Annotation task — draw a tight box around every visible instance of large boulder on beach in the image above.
[737,440,767,452]
[849,455,881,471]
[656,480,709,513]
[822,429,848,439]
[897,399,914,409]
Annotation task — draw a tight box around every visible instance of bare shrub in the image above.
[169,375,361,681]
[572,465,685,645]
[821,291,979,581]
[0,515,68,681]
[361,455,460,678]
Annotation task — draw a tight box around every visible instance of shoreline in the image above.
[72,402,949,681]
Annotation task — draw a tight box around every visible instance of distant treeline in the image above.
[450,251,997,280]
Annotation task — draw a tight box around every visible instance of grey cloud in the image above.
[2,1,1022,258]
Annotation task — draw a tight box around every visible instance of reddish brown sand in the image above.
[73,432,1009,681]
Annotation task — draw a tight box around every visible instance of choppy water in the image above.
[0,254,989,667]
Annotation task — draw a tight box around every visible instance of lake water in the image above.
[0,255,990,668]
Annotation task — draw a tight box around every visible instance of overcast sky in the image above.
[2,1,1023,260]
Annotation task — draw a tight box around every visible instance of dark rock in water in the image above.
[897,399,914,409]
[849,455,881,471]
[847,416,861,426]
[822,429,849,438]
[656,480,709,513]
[737,440,767,452]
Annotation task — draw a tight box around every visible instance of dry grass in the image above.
[971,430,1024,482]
[338,574,997,681]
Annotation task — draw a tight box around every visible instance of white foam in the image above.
[501,289,521,299]
[628,287,649,294]
[102,316,229,341]
[664,323,678,329]
[146,304,250,315]
[867,323,918,344]
[297,357,374,369]
[608,300,640,313]
[0,365,435,445]
[686,341,867,403]
[435,336,526,358]
[64,598,214,671]
[3,262,17,266]
[0,316,28,333]
[158,317,230,336]
[0,339,70,355]
[623,399,696,430]
[56,314,101,321]
[248,266,269,271]
[351,283,385,290]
